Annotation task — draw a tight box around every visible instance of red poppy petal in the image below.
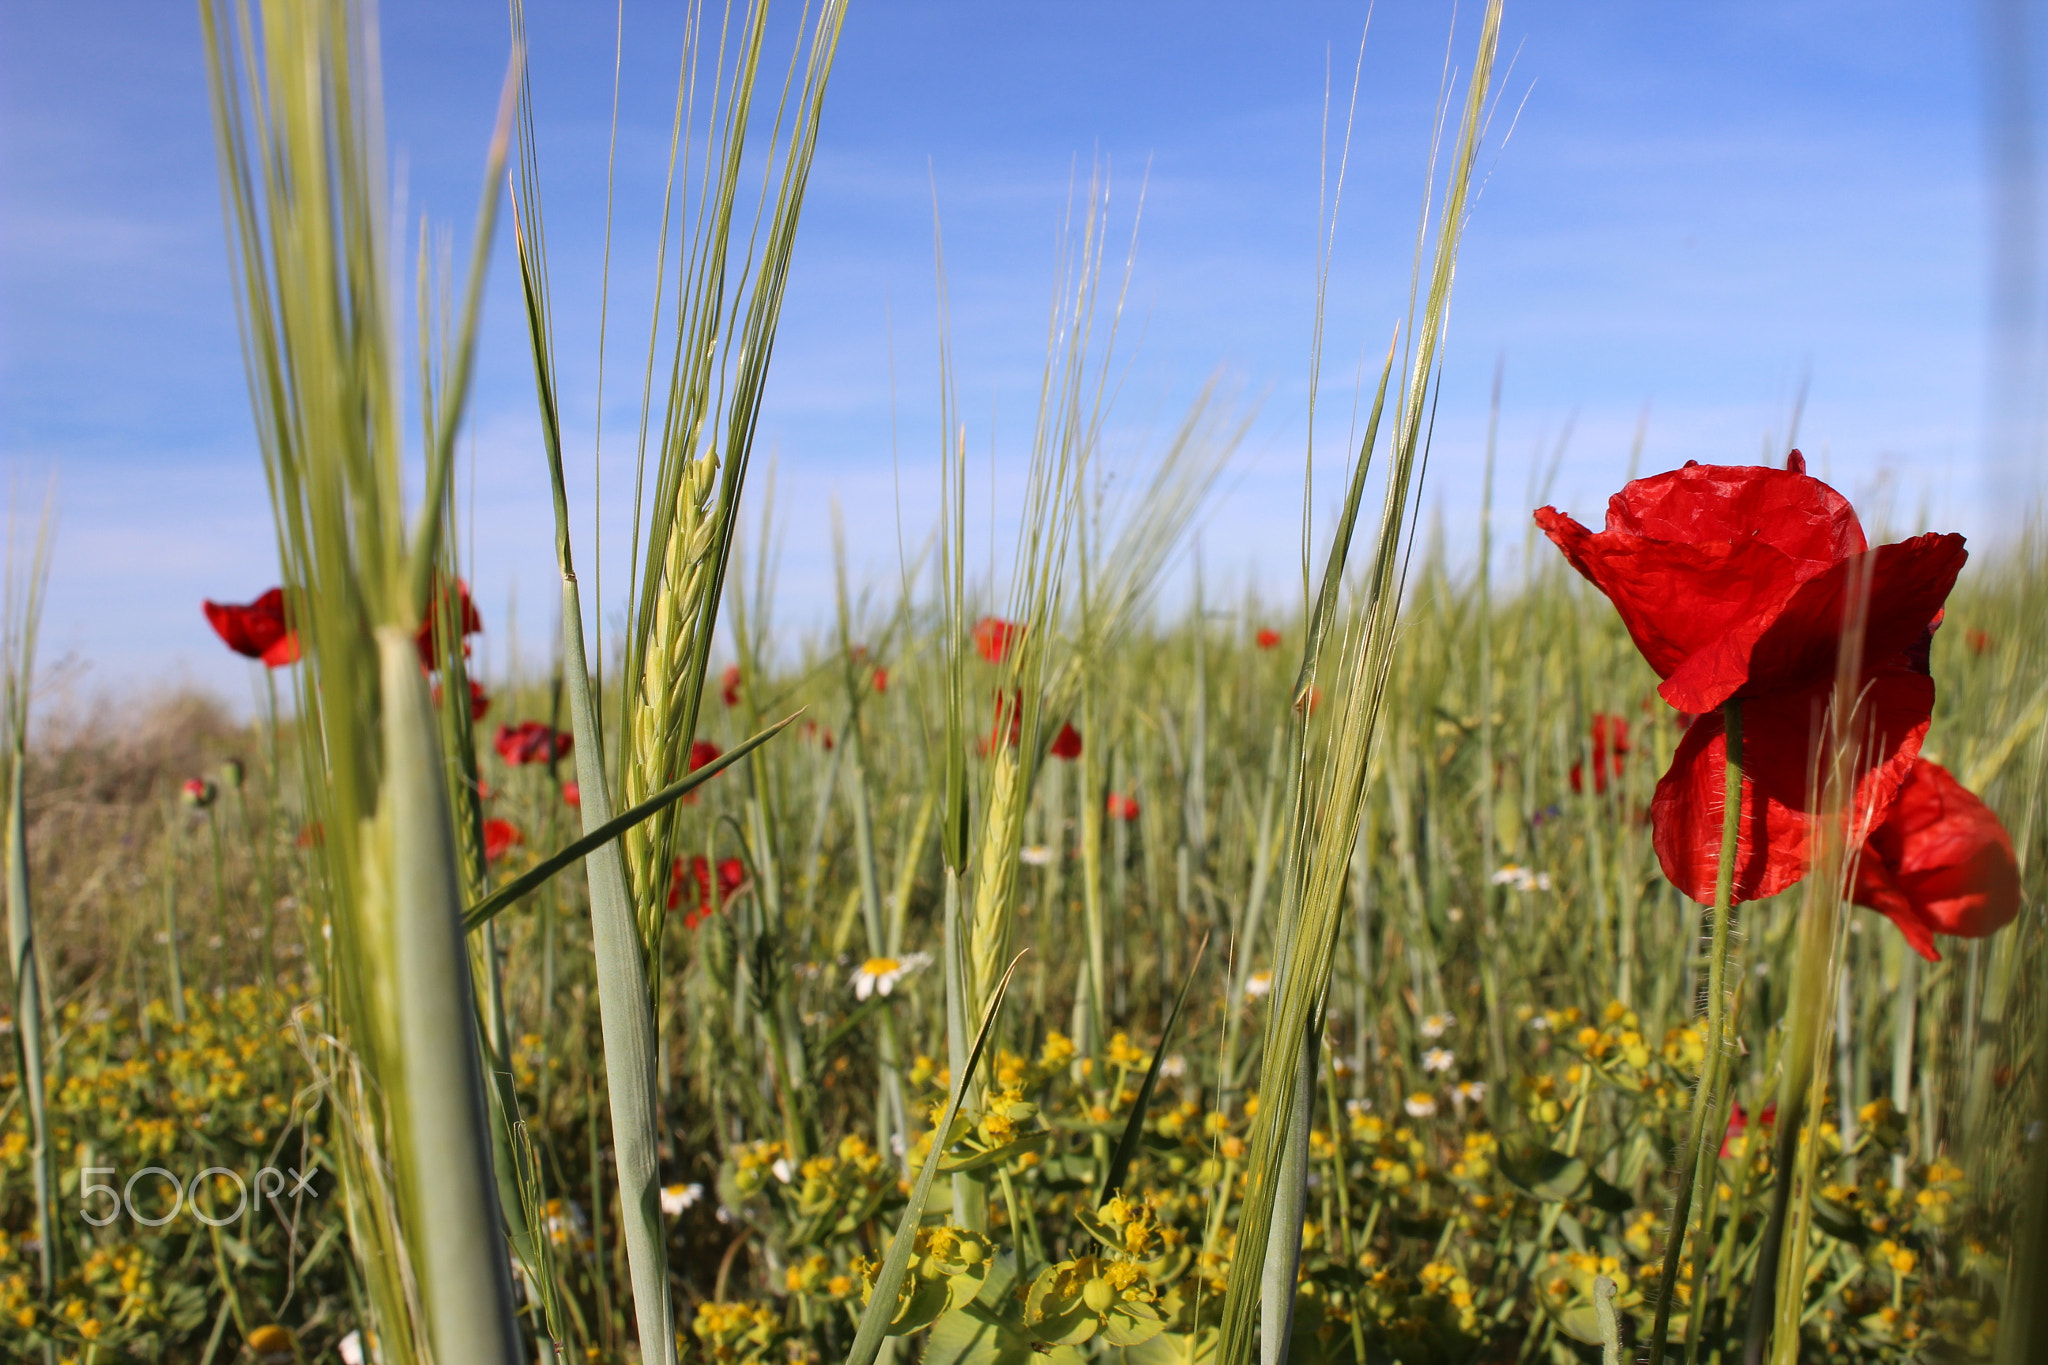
[1652,710,1810,903]
[259,631,301,667]
[207,589,294,661]
[1857,760,2020,954]
[1606,462,1864,564]
[1853,848,1942,960]
[1660,533,1967,713]
[1650,668,1932,904]
[1535,508,1816,681]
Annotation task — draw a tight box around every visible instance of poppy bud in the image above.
[182,778,217,809]
[220,757,245,791]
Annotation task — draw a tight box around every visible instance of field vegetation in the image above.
[2,1,2043,1363]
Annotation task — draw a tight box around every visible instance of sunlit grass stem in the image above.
[1647,699,1741,1365]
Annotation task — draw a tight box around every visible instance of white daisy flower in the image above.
[1404,1092,1439,1118]
[1159,1053,1188,1079]
[1345,1097,1373,1116]
[660,1183,704,1216]
[1528,1012,1552,1032]
[1419,1012,1455,1040]
[339,1331,370,1365]
[1490,864,1553,893]
[544,1199,590,1250]
[770,1157,795,1184]
[1019,844,1055,866]
[1245,969,1274,1000]
[851,952,933,1000]
[1422,1048,1456,1073]
[1454,1080,1488,1103]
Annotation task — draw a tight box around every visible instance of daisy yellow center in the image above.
[863,957,899,976]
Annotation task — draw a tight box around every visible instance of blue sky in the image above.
[0,2,2035,704]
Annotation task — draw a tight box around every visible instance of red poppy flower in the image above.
[416,577,483,669]
[872,667,889,694]
[1851,759,2020,961]
[182,777,217,809]
[1106,792,1141,822]
[690,739,723,772]
[1049,722,1083,761]
[1965,628,1993,656]
[1537,456,1967,903]
[1721,1100,1777,1157]
[203,589,300,667]
[483,818,524,863]
[495,721,572,767]
[432,678,491,722]
[1255,628,1282,650]
[562,781,580,808]
[668,854,748,927]
[1569,713,1631,795]
[721,664,742,707]
[972,616,1023,665]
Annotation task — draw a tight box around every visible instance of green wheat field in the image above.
[2,2,2043,1363]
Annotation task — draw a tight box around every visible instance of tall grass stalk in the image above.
[3,492,54,1360]
[509,1,845,1356]
[200,0,523,1356]
[1646,701,1741,1365]
[1215,8,1503,1363]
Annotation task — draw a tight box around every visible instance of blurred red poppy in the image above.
[1538,455,1966,903]
[562,781,580,808]
[1255,628,1282,650]
[1965,627,1993,656]
[1106,792,1141,822]
[1050,722,1083,761]
[483,818,524,863]
[432,678,490,722]
[668,854,748,928]
[1851,759,2020,961]
[416,577,483,669]
[495,721,571,767]
[182,777,217,809]
[973,616,1022,664]
[690,739,723,772]
[872,667,889,694]
[1569,713,1630,795]
[1721,1100,1777,1157]
[204,589,300,667]
[721,664,742,707]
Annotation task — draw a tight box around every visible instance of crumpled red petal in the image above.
[1659,532,1966,713]
[1605,461,1864,564]
[1852,759,2020,961]
[1651,666,1932,903]
[1535,508,1810,681]
[1536,464,1870,690]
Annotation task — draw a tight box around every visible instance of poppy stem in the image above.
[1647,699,1743,1365]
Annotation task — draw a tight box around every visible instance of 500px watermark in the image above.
[78,1165,323,1227]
